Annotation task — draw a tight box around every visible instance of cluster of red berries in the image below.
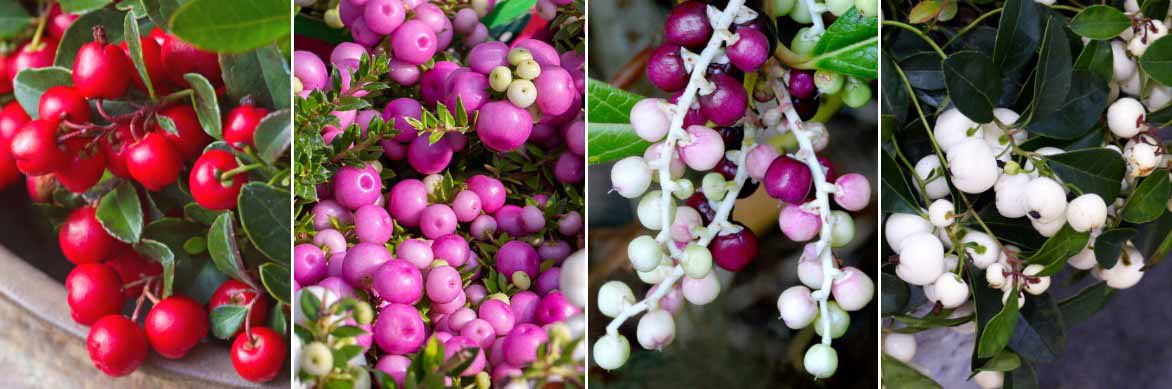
[0,11,284,382]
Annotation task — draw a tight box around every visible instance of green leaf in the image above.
[908,0,942,24]
[805,9,878,80]
[1058,282,1114,326]
[976,350,1021,372]
[891,312,974,333]
[1031,16,1073,122]
[169,0,290,53]
[977,284,1019,358]
[586,78,642,123]
[259,262,290,305]
[207,212,253,286]
[238,182,291,263]
[882,52,910,124]
[881,354,942,389]
[993,0,1043,71]
[135,238,176,297]
[0,1,32,39]
[59,0,115,13]
[585,122,651,165]
[880,272,909,316]
[155,114,179,136]
[184,202,224,225]
[1044,148,1126,200]
[1121,170,1170,223]
[1008,293,1065,362]
[332,325,366,338]
[96,181,144,243]
[1141,0,1170,20]
[1069,5,1131,40]
[1094,228,1136,268]
[1026,224,1090,276]
[175,257,227,304]
[294,13,349,45]
[123,11,156,99]
[881,151,922,213]
[481,0,538,29]
[1141,36,1172,87]
[209,305,248,339]
[1024,71,1107,139]
[13,67,73,118]
[268,302,287,336]
[1005,356,1040,389]
[253,109,291,164]
[1073,40,1114,82]
[142,0,184,30]
[55,8,127,69]
[299,287,320,322]
[185,73,223,139]
[219,44,291,110]
[942,51,1001,123]
[143,217,206,264]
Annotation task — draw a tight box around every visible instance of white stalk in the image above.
[801,0,826,34]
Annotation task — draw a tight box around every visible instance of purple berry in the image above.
[467,42,509,75]
[426,265,463,304]
[373,303,426,354]
[664,1,712,49]
[294,244,327,285]
[535,267,560,295]
[373,260,424,304]
[502,323,548,366]
[496,240,540,279]
[535,66,576,117]
[391,20,437,65]
[554,152,584,184]
[387,179,429,227]
[465,284,488,306]
[698,73,748,126]
[467,175,507,214]
[451,190,483,222]
[509,291,540,325]
[470,214,498,240]
[646,44,687,92]
[388,60,421,86]
[349,17,382,47]
[443,68,491,115]
[478,299,516,336]
[711,227,759,272]
[564,120,585,155]
[421,61,460,106]
[354,204,394,243]
[789,70,816,100]
[558,211,582,236]
[535,291,579,325]
[514,39,561,66]
[453,8,479,35]
[342,242,393,288]
[764,156,813,203]
[407,135,453,174]
[539,240,572,263]
[334,165,383,209]
[312,199,353,230]
[493,205,526,237]
[383,98,423,143]
[475,101,533,152]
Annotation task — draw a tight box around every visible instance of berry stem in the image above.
[219,162,264,183]
[28,2,49,51]
[800,0,826,34]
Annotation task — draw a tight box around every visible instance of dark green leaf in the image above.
[808,8,878,80]
[993,0,1043,71]
[1031,16,1073,122]
[209,305,248,339]
[1141,36,1172,87]
[294,13,350,45]
[881,355,942,389]
[978,286,1018,358]
[977,205,1047,250]
[96,181,144,243]
[1058,282,1114,326]
[59,0,114,13]
[253,109,291,164]
[55,8,126,69]
[1069,5,1131,40]
[208,212,254,286]
[220,44,291,109]
[942,51,1001,123]
[481,0,538,29]
[1142,0,1170,21]
[239,182,291,262]
[268,302,287,336]
[901,52,946,90]
[332,325,366,338]
[186,73,223,138]
[881,151,922,213]
[142,0,184,30]
[259,262,290,305]
[123,11,156,99]
[882,51,910,124]
[174,257,227,304]
[0,1,32,39]
[13,67,73,117]
[891,312,974,333]
[976,350,1021,372]
[586,78,642,123]
[1024,71,1107,139]
[184,202,225,225]
[1094,228,1137,268]
[1121,170,1170,223]
[169,0,290,53]
[1073,40,1114,82]
[1005,359,1039,389]
[1044,148,1126,200]
[585,122,651,165]
[1026,224,1090,276]
[880,272,910,316]
[299,287,320,322]
[1008,293,1065,362]
[135,238,176,297]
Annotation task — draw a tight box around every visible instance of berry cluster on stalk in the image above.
[0,2,289,382]
[594,0,875,379]
[292,0,586,387]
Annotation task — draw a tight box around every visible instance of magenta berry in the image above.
[664,1,712,49]
[426,265,463,304]
[373,303,427,354]
[391,21,436,64]
[312,200,353,230]
[779,203,821,242]
[476,101,533,152]
[496,240,540,279]
[444,336,487,376]
[710,227,759,272]
[727,28,769,72]
[502,323,549,366]
[432,234,470,267]
[535,66,576,117]
[467,175,507,213]
[646,44,687,92]
[363,0,405,34]
[384,97,423,143]
[342,242,392,288]
[698,73,748,126]
[373,260,423,305]
[334,165,383,209]
[294,244,327,285]
[396,238,434,269]
[536,291,580,325]
[387,179,429,227]
[788,70,816,100]
[764,156,813,203]
[679,125,726,171]
[451,190,483,222]
[478,299,516,336]
[467,42,509,74]
[354,204,394,243]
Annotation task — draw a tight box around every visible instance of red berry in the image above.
[101,122,133,179]
[8,38,57,79]
[119,36,172,94]
[55,138,107,193]
[145,295,210,359]
[86,315,148,377]
[66,263,125,325]
[126,132,183,191]
[106,248,162,299]
[231,327,286,383]
[38,85,91,124]
[190,150,247,210]
[222,103,269,150]
[73,27,133,99]
[26,175,56,203]
[0,101,31,143]
[0,139,18,190]
[158,104,211,160]
[161,35,222,86]
[0,54,12,94]
[208,279,271,337]
[10,119,66,175]
[47,4,78,40]
[59,205,121,264]
[711,226,759,272]
[148,28,167,46]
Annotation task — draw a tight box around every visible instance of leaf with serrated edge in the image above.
[209,305,248,339]
[186,73,223,138]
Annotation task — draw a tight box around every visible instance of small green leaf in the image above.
[1044,148,1127,201]
[586,78,643,124]
[1094,228,1136,268]
[1069,5,1131,40]
[55,8,126,69]
[207,212,254,286]
[977,285,1018,358]
[332,325,367,338]
[96,181,144,243]
[59,0,115,13]
[882,354,943,388]
[976,350,1021,372]
[184,202,225,225]
[1058,282,1114,327]
[123,11,155,99]
[1027,224,1090,276]
[0,2,32,39]
[880,272,910,316]
[13,67,73,118]
[300,287,320,322]
[259,262,290,306]
[186,73,223,139]
[585,123,651,165]
[238,183,292,263]
[1025,71,1108,140]
[908,1,942,24]
[1141,0,1170,21]
[209,305,248,339]
[268,302,287,336]
[169,0,290,53]
[1073,40,1114,82]
[1031,16,1073,122]
[1121,170,1170,223]
[942,51,1001,123]
[253,109,291,164]
[881,151,922,213]
[481,0,538,29]
[805,8,878,80]
[134,238,175,297]
[155,114,179,136]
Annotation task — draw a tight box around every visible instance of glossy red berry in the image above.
[66,263,125,325]
[106,249,162,299]
[0,140,18,190]
[711,227,759,272]
[0,101,31,142]
[223,103,269,150]
[55,138,107,193]
[10,119,66,175]
[145,295,210,359]
[158,104,211,160]
[101,122,133,179]
[126,132,183,191]
[0,54,11,94]
[119,35,172,94]
[8,38,57,79]
[38,85,91,124]
[59,205,121,264]
[208,279,271,337]
[73,26,132,99]
[231,327,287,383]
[86,315,148,377]
[161,35,222,86]
[190,150,247,210]
[47,4,79,40]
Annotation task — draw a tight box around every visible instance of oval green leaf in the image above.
[209,305,248,339]
[805,8,878,80]
[1058,282,1114,327]
[55,8,126,69]
[585,122,651,165]
[1070,5,1131,40]
[1141,36,1172,87]
[586,78,642,124]
[13,67,72,117]
[260,262,290,305]
[134,238,175,297]
[238,182,291,263]
[0,2,32,39]
[1027,224,1091,276]
[96,181,144,243]
[168,0,290,53]
[1121,170,1170,223]
[942,51,1001,123]
[1094,228,1137,268]
[123,12,156,99]
[207,212,254,286]
[993,0,1043,71]
[1044,148,1126,201]
[1031,16,1073,122]
[253,109,291,164]
[220,44,291,110]
[481,0,537,29]
[185,73,223,138]
[882,355,943,389]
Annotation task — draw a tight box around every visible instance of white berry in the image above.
[947,139,999,194]
[883,333,917,363]
[974,370,1005,389]
[934,272,970,308]
[629,98,671,142]
[1068,246,1097,270]
[593,333,631,370]
[636,190,675,230]
[611,156,652,198]
[914,155,951,199]
[1025,177,1067,222]
[627,235,665,272]
[1111,40,1136,83]
[1107,97,1147,138]
[986,263,1007,289]
[933,107,981,153]
[831,266,875,311]
[1022,264,1051,295]
[1066,194,1107,232]
[1100,244,1145,289]
[928,199,955,227]
[884,213,932,253]
[777,285,818,329]
[1128,20,1168,57]
[597,281,636,318]
[1124,135,1162,178]
[962,230,999,269]
[636,309,676,350]
[994,173,1031,218]
[895,232,945,286]
[803,344,838,379]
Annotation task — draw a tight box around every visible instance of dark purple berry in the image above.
[792,97,818,120]
[646,44,688,92]
[711,226,758,272]
[698,73,748,126]
[685,193,716,224]
[715,126,744,150]
[789,70,816,99]
[664,1,712,49]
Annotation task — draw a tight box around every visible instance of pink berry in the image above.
[391,20,436,64]
[467,42,509,75]
[509,290,541,325]
[397,238,434,269]
[630,98,671,142]
[419,204,458,239]
[426,265,463,304]
[535,66,576,117]
[444,336,486,376]
[451,190,483,222]
[334,165,382,209]
[460,318,496,349]
[478,299,516,336]
[535,291,580,325]
[476,101,533,152]
[387,179,429,227]
[778,203,820,242]
[373,260,423,304]
[294,244,327,285]
[342,242,392,288]
[406,134,453,174]
[745,145,780,181]
[833,173,871,211]
[363,0,406,35]
[679,125,726,171]
[496,240,540,279]
[467,175,507,213]
[502,323,548,366]
[354,204,394,243]
[373,303,426,354]
[432,234,470,267]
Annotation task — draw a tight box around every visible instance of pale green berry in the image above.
[701,172,728,202]
[302,342,334,376]
[593,333,631,370]
[293,76,304,95]
[672,178,695,199]
[855,0,878,17]
[814,70,844,95]
[354,301,373,325]
[512,271,532,290]
[515,59,542,80]
[791,0,814,24]
[682,244,713,279]
[324,8,343,29]
[829,210,856,247]
[804,343,839,378]
[508,48,533,66]
[791,27,820,57]
[826,0,853,16]
[476,372,492,389]
[813,301,849,339]
[506,79,538,108]
[489,66,513,92]
[842,78,872,108]
[769,0,797,16]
